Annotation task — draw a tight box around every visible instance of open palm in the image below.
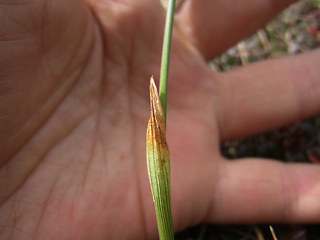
[1,0,320,239]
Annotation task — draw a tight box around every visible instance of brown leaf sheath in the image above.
[147,76,169,169]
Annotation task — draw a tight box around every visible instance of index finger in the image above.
[176,0,296,59]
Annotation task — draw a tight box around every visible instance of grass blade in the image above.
[159,0,176,124]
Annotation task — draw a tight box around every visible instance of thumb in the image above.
[0,0,93,162]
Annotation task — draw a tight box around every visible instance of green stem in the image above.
[146,1,176,239]
[159,0,176,125]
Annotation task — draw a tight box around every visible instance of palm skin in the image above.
[1,0,320,239]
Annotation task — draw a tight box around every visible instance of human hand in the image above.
[1,0,319,239]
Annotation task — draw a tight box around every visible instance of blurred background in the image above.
[176,0,320,239]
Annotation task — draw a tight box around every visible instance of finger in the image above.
[176,0,295,59]
[216,49,320,140]
[205,159,320,223]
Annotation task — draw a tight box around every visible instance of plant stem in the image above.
[146,1,176,239]
[159,0,175,125]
